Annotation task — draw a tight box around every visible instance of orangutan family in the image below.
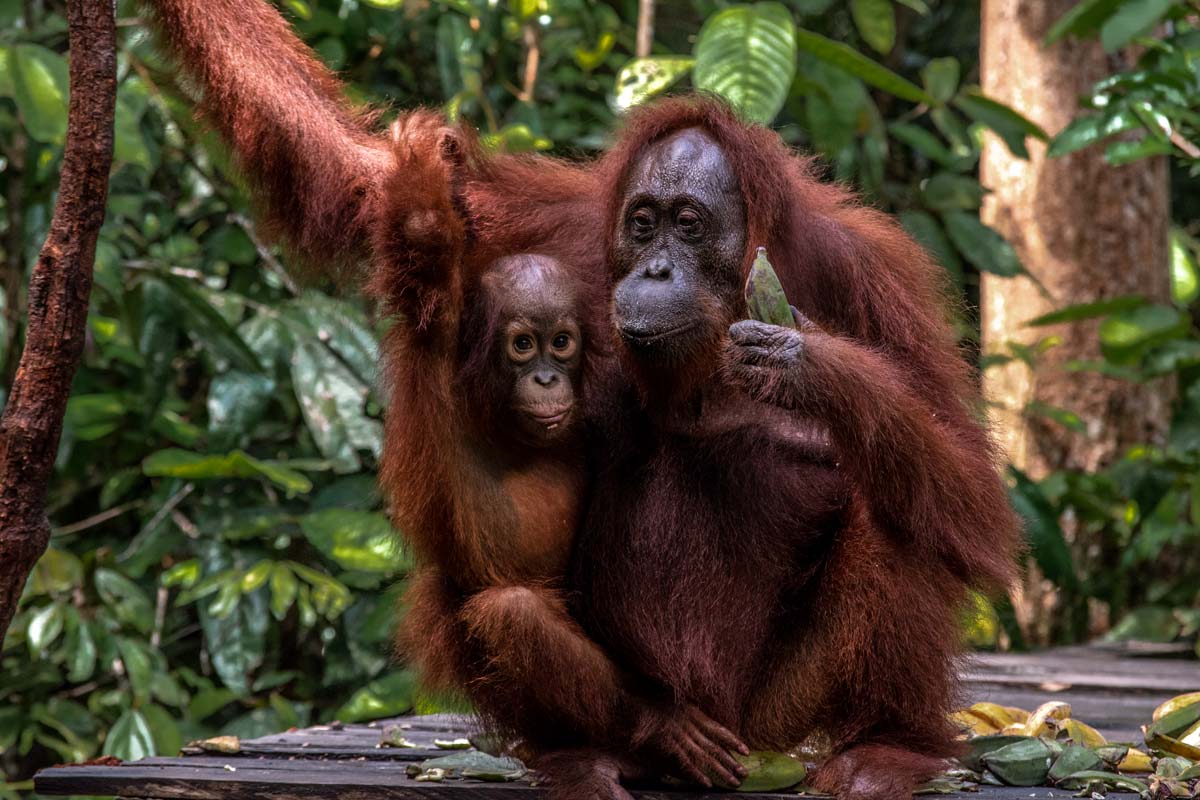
[143,1,1021,797]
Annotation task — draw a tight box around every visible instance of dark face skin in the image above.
[612,128,747,362]
[483,255,585,446]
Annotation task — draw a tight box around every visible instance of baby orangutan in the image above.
[372,119,748,792]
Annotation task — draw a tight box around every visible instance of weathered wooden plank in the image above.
[33,760,802,800]
[33,760,1137,800]
[965,651,1200,695]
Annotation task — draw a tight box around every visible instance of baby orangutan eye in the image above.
[551,332,578,358]
[509,333,536,361]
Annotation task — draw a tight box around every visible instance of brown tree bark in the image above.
[0,0,115,647]
[980,0,1171,641]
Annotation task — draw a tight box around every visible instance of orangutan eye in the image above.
[513,335,535,352]
[676,208,703,239]
[630,208,657,240]
[552,333,571,349]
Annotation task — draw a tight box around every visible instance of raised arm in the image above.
[142,0,391,270]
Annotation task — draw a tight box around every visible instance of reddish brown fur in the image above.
[144,3,1020,793]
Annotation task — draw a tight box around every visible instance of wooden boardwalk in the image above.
[34,645,1200,799]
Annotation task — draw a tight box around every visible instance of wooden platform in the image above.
[34,646,1200,799]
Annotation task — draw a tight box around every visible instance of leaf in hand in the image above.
[744,247,796,329]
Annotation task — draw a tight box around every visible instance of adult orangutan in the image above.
[548,104,1022,799]
[141,1,1021,797]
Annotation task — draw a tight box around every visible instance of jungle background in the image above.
[2,0,1199,792]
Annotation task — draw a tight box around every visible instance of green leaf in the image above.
[206,371,276,451]
[734,751,807,792]
[1046,0,1123,44]
[269,564,299,621]
[240,560,273,593]
[66,617,97,682]
[899,211,962,285]
[921,57,959,104]
[1098,304,1190,364]
[888,122,959,169]
[153,276,262,373]
[117,637,154,699]
[1047,108,1139,158]
[140,704,183,758]
[941,211,1023,277]
[1105,136,1173,165]
[197,543,269,695]
[1099,0,1173,52]
[335,670,416,723]
[1170,229,1199,306]
[849,0,895,54]
[693,3,797,124]
[795,28,932,104]
[300,510,403,573]
[1025,295,1147,327]
[1009,468,1077,591]
[743,247,795,328]
[104,709,155,761]
[26,604,64,652]
[143,449,313,494]
[290,339,382,474]
[1105,605,1181,643]
[613,57,694,111]
[921,172,986,210]
[954,90,1048,159]
[114,88,151,170]
[29,548,84,595]
[361,0,403,7]
[10,43,68,143]
[95,568,154,633]
[981,737,1055,786]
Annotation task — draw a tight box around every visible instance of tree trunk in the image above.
[0,0,115,647]
[979,0,1171,642]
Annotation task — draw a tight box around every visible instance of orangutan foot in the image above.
[811,743,947,800]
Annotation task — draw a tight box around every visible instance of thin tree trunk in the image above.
[0,0,116,647]
[979,0,1171,642]
[636,0,654,58]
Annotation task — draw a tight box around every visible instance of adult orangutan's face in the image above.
[611,128,747,365]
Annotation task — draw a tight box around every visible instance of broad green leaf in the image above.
[29,548,84,595]
[269,564,299,621]
[206,371,276,451]
[480,123,553,154]
[361,0,403,8]
[1025,296,1147,327]
[117,637,154,698]
[1047,108,1139,158]
[140,704,183,759]
[1105,136,1173,165]
[65,617,97,682]
[1099,304,1190,364]
[921,172,986,210]
[1046,0,1123,44]
[95,568,154,633]
[290,339,383,474]
[888,122,959,169]
[1170,230,1199,306]
[900,211,962,285]
[1099,0,1172,53]
[981,737,1055,786]
[613,57,694,111]
[335,670,416,722]
[197,542,268,695]
[850,0,894,55]
[300,509,403,573]
[143,449,313,494]
[104,709,155,761]
[734,751,807,792]
[1009,468,1078,591]
[574,30,616,72]
[64,393,127,441]
[153,276,262,373]
[1106,606,1181,643]
[941,211,1023,277]
[795,28,932,104]
[954,90,1048,159]
[693,3,797,124]
[921,57,959,104]
[240,560,273,593]
[10,43,67,143]
[26,604,64,652]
